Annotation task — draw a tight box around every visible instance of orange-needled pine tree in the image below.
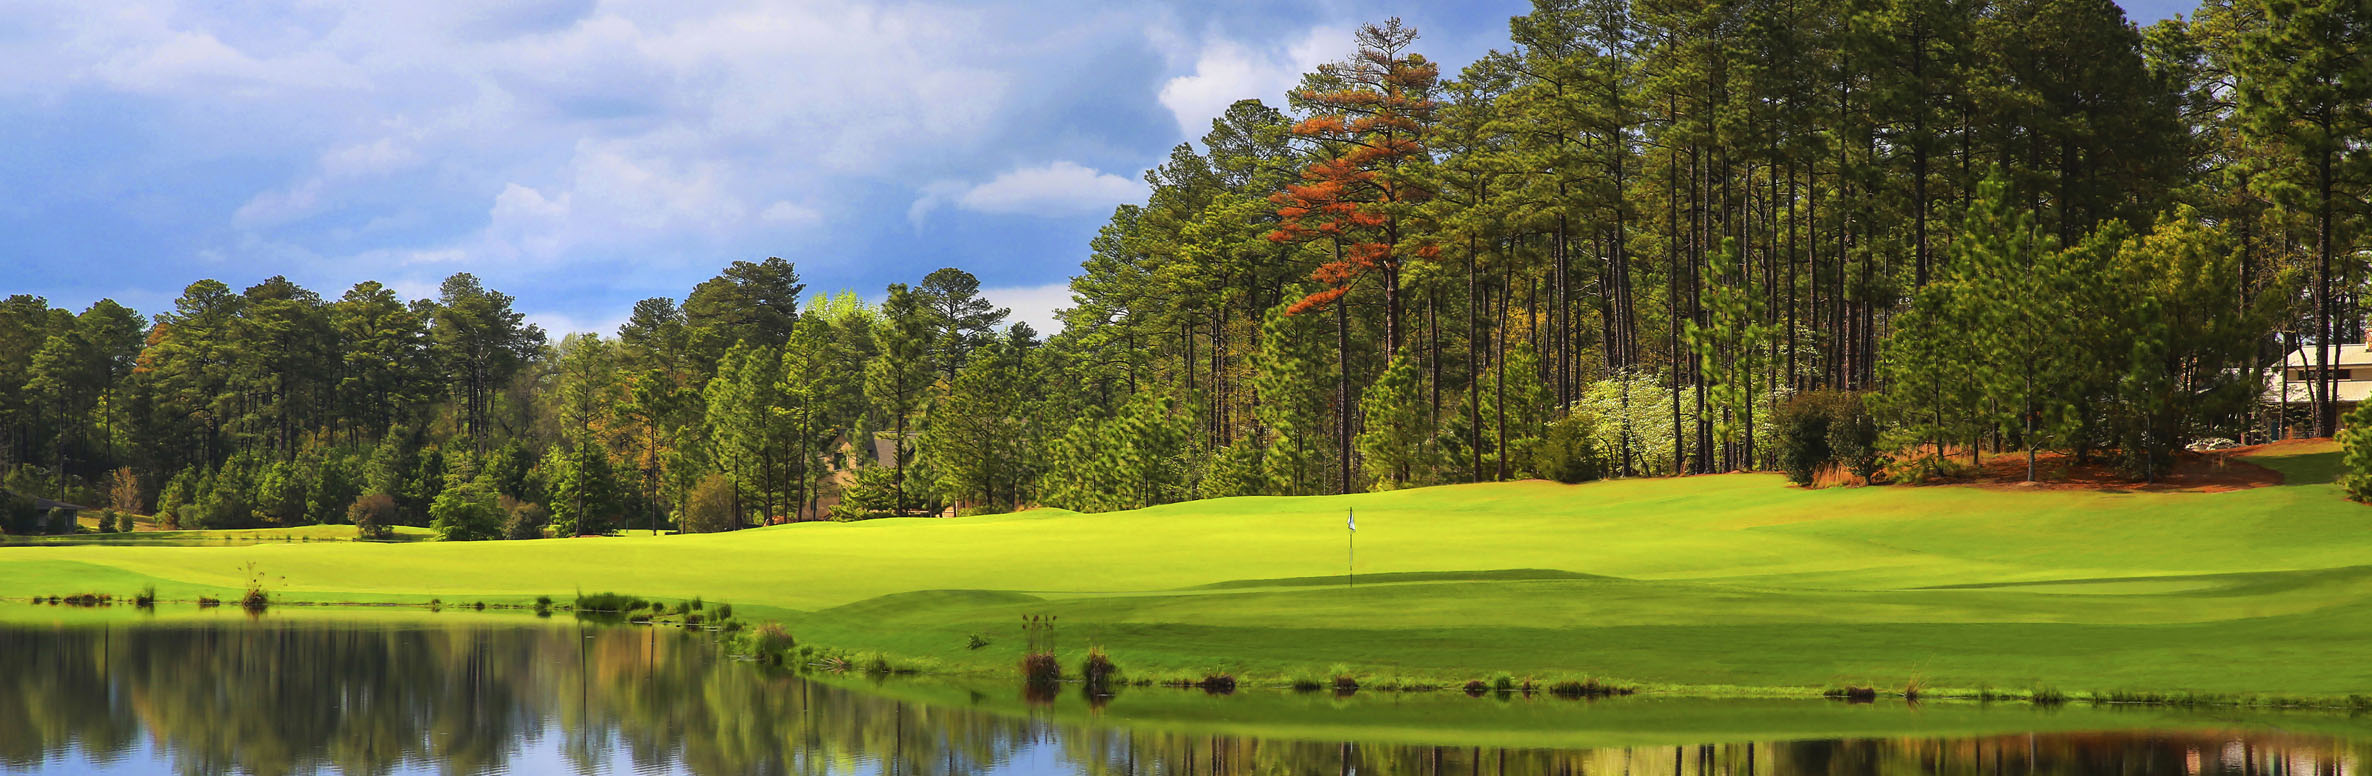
[1268,18,1440,494]
[1270,18,1441,358]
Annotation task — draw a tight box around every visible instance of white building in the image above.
[2266,343,2372,412]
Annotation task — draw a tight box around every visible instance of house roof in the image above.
[2280,344,2372,369]
[3,489,89,512]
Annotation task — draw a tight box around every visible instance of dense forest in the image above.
[3,0,2368,536]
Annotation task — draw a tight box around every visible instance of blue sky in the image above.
[0,0,2197,337]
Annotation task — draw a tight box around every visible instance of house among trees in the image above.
[2267,344,2372,429]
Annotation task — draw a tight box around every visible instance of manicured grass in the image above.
[4,523,433,546]
[6,441,2370,698]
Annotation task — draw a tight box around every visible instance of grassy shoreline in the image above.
[6,441,2370,707]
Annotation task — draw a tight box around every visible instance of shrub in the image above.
[1533,411,1610,484]
[1020,652,1061,684]
[682,473,741,533]
[1332,674,1360,693]
[1463,680,1489,696]
[1080,647,1118,692]
[348,493,398,540]
[1196,674,1236,694]
[46,508,76,535]
[0,490,41,534]
[133,585,156,608]
[500,498,549,540]
[195,596,221,607]
[1489,672,1516,692]
[1828,395,1888,485]
[1774,393,1839,485]
[95,509,117,534]
[429,479,503,541]
[2341,400,2372,502]
[713,603,732,620]
[751,623,796,663]
[575,592,645,612]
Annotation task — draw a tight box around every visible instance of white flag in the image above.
[1348,509,1355,532]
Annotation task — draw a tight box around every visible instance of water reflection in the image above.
[0,621,2364,775]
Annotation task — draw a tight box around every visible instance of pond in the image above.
[0,615,2365,775]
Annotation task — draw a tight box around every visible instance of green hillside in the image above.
[6,442,2367,698]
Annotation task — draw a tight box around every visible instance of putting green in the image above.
[5,441,2369,697]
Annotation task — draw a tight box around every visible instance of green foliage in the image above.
[348,493,396,540]
[682,472,740,533]
[924,339,1040,512]
[1827,395,1888,486]
[545,442,621,536]
[1774,395,1837,486]
[501,497,549,540]
[1531,411,1609,484]
[1042,392,1193,513]
[428,477,504,542]
[2339,403,2372,503]
[1357,352,1430,490]
[1253,299,1329,496]
[0,490,40,534]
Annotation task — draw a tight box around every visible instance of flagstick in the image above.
[1347,508,1355,589]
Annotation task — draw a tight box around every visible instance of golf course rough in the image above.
[6,441,2370,700]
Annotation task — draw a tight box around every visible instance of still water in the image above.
[0,618,2364,775]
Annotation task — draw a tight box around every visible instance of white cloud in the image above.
[910,161,1144,225]
[760,200,823,227]
[233,180,325,228]
[1157,26,1345,139]
[980,282,1073,336]
[321,138,423,179]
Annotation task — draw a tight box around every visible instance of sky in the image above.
[0,0,2195,338]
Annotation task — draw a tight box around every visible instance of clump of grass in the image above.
[1289,675,1325,692]
[574,591,644,612]
[1019,651,1061,685]
[2028,686,2067,705]
[1489,672,1516,692]
[1903,677,1925,702]
[428,598,442,611]
[238,562,271,611]
[471,601,486,611]
[195,596,221,608]
[713,603,732,620]
[1462,680,1489,697]
[1196,674,1237,694]
[966,633,991,650]
[749,621,796,664]
[1328,663,1359,693]
[59,593,112,607]
[864,654,893,675]
[1080,646,1118,693]
[133,585,156,608]
[682,612,703,626]
[1548,678,1634,698]
[689,596,704,611]
[1825,685,1879,702]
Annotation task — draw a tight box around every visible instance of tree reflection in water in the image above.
[0,623,2363,775]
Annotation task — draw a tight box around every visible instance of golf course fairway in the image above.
[6,441,2371,700]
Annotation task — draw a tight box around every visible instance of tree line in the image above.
[4,0,2368,535]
